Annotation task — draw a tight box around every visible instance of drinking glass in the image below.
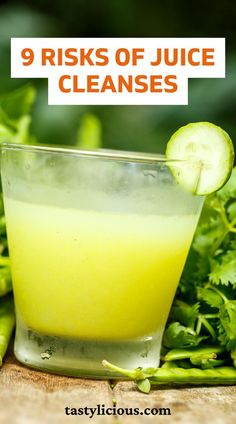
[0,143,204,378]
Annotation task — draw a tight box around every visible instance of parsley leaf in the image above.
[197,287,224,309]
[163,322,207,349]
[228,202,236,221]
[218,301,236,351]
[217,168,236,203]
[164,167,236,367]
[170,301,200,329]
[0,84,36,144]
[193,216,225,257]
[209,251,236,287]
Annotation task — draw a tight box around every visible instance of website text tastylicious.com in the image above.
[64,404,171,418]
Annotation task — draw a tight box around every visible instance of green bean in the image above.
[0,296,15,366]
[103,360,236,392]
[0,267,12,296]
[149,366,236,386]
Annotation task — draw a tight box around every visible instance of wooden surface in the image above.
[0,345,236,424]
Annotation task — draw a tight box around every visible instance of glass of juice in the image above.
[0,143,204,378]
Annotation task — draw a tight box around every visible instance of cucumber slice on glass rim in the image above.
[166,122,234,195]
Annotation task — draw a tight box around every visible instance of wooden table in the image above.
[1,346,235,424]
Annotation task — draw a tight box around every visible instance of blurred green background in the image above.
[0,0,235,152]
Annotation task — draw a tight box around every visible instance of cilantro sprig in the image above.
[164,168,236,366]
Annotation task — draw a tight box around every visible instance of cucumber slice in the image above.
[166,122,234,195]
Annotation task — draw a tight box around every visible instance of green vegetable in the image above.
[0,296,15,366]
[0,84,36,366]
[164,168,236,357]
[163,346,226,369]
[0,267,12,296]
[166,122,234,195]
[0,84,36,144]
[137,378,151,394]
[102,361,236,393]
[162,322,207,348]
[163,345,225,362]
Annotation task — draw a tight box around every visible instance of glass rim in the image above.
[1,142,200,166]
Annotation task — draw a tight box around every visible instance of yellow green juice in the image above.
[5,197,198,341]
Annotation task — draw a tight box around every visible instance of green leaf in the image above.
[204,193,222,212]
[170,301,200,329]
[209,251,236,287]
[136,378,151,394]
[229,240,236,250]
[0,267,12,296]
[76,113,102,149]
[163,322,207,349]
[0,122,14,144]
[193,216,225,257]
[0,84,36,120]
[218,301,236,350]
[0,85,36,145]
[227,202,236,221]
[0,295,15,366]
[230,347,236,367]
[197,287,224,308]
[217,168,236,203]
[178,252,210,301]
